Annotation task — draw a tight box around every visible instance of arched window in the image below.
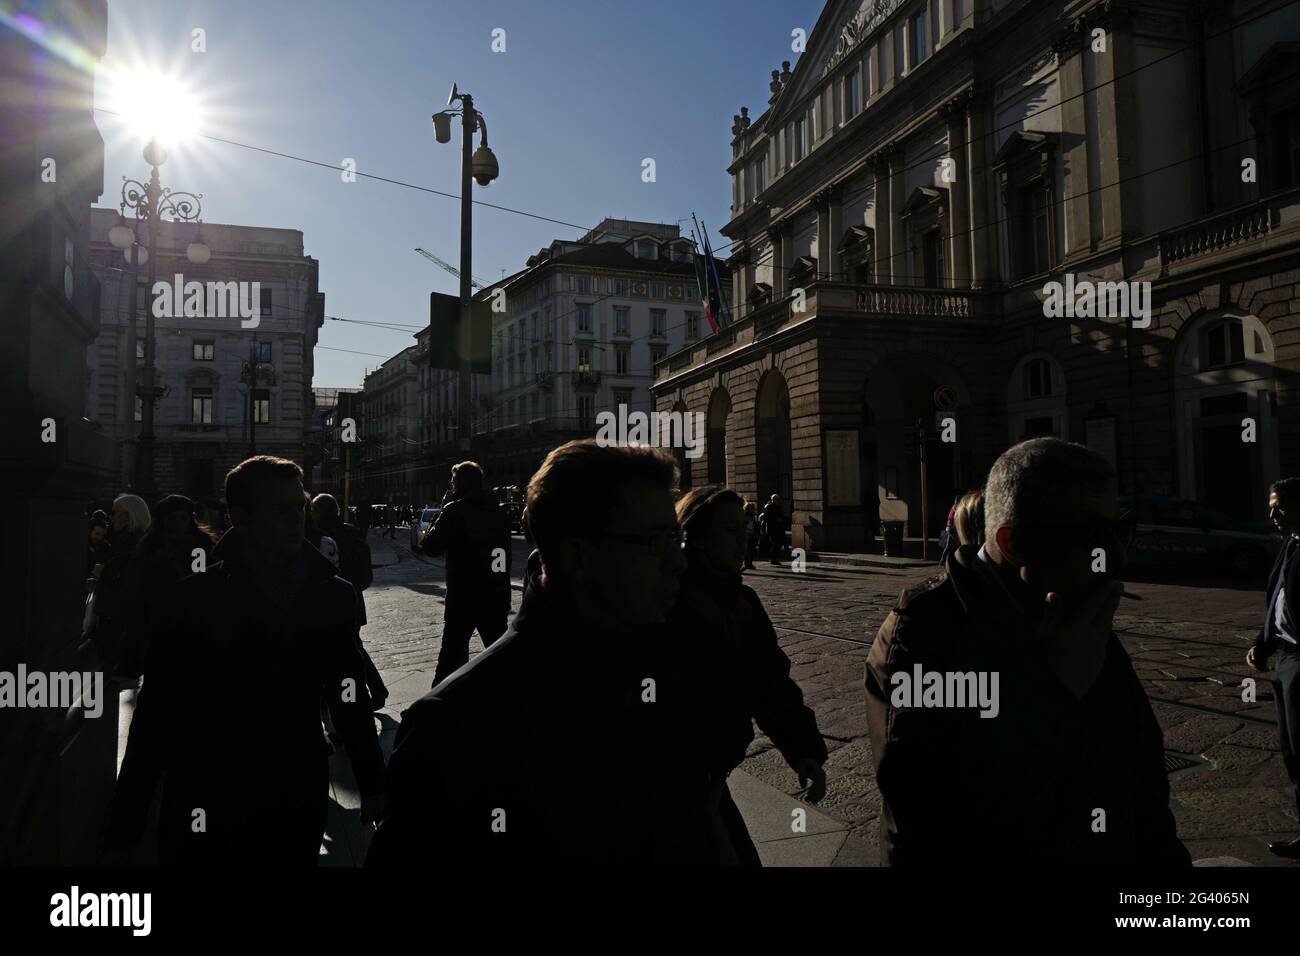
[1006,352,1067,443]
[1203,318,1245,369]
[1022,357,1053,398]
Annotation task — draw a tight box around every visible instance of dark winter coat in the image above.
[367,561,711,867]
[419,490,512,611]
[110,527,385,865]
[667,561,826,780]
[864,543,1190,867]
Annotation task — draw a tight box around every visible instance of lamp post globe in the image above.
[143,137,167,168]
[109,219,134,249]
[187,240,211,264]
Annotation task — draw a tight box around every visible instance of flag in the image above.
[701,223,730,329]
[692,217,723,335]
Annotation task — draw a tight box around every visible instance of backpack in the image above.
[337,526,373,591]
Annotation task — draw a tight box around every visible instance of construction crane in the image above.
[414,247,486,290]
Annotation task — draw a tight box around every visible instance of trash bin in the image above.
[882,521,905,557]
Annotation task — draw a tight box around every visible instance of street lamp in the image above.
[433,84,499,453]
[113,136,209,500]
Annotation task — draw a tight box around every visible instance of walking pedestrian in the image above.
[669,485,828,865]
[1248,477,1300,859]
[113,495,216,677]
[313,493,386,711]
[109,456,385,866]
[89,494,152,672]
[419,461,513,686]
[952,489,985,548]
[937,493,961,564]
[760,494,787,565]
[742,501,758,571]
[86,514,112,577]
[864,438,1188,866]
[369,440,709,867]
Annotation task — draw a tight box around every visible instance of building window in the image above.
[651,346,666,365]
[191,386,213,424]
[192,340,214,361]
[530,312,538,338]
[576,276,590,294]
[613,388,632,409]
[253,388,270,424]
[651,283,665,299]
[894,25,905,79]
[544,306,552,336]
[616,346,630,374]
[578,394,594,429]
[260,287,272,316]
[910,7,930,67]
[615,307,629,334]
[136,338,145,360]
[1015,184,1052,278]
[254,341,272,363]
[577,305,591,332]
[794,116,806,161]
[134,395,143,422]
[1023,358,1053,398]
[921,228,944,287]
[1269,108,1300,189]
[613,278,628,296]
[577,345,591,369]
[1205,319,1246,369]
[845,68,860,118]
[1021,415,1056,439]
[651,309,666,336]
[686,312,700,339]
[755,154,767,194]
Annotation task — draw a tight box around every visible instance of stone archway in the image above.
[755,369,793,516]
[1174,310,1279,520]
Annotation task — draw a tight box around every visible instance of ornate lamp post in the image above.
[108,137,208,501]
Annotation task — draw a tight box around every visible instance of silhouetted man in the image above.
[110,456,384,865]
[865,438,1189,866]
[420,461,513,686]
[760,494,787,565]
[370,440,709,866]
[1249,477,1300,859]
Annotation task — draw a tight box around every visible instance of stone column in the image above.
[869,151,892,284]
[889,143,907,286]
[767,225,786,296]
[814,185,843,281]
[965,92,993,290]
[1054,31,1092,259]
[941,92,972,288]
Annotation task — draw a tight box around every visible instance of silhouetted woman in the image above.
[669,485,829,866]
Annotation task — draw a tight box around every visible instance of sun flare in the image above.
[106,68,201,148]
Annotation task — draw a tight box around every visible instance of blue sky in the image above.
[93,0,826,387]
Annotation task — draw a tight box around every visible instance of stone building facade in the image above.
[87,209,324,501]
[475,218,707,490]
[653,0,1300,554]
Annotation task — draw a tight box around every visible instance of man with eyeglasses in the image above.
[865,437,1189,866]
[1248,477,1300,859]
[369,440,710,866]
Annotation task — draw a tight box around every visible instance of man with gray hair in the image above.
[865,437,1188,866]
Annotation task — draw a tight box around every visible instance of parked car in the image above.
[1121,495,1281,578]
[409,507,440,550]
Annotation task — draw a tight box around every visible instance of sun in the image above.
[106,67,202,147]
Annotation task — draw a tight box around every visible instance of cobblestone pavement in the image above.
[358,533,1297,867]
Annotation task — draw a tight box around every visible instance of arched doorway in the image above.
[706,388,731,486]
[672,399,692,492]
[755,369,793,517]
[1174,311,1278,520]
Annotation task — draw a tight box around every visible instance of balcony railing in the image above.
[1158,198,1279,272]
